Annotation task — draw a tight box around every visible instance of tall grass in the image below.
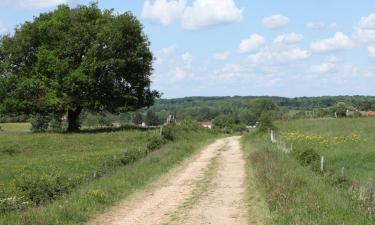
[243,133,375,225]
[277,117,375,182]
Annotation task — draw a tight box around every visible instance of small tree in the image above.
[257,112,276,133]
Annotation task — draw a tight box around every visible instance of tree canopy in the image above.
[0,3,159,131]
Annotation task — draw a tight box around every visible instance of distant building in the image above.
[199,121,212,129]
[346,110,375,117]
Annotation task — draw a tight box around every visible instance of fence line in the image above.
[268,129,374,205]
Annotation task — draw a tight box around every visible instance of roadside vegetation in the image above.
[242,117,375,224]
[243,132,375,224]
[0,121,217,224]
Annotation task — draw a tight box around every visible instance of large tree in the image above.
[0,3,159,132]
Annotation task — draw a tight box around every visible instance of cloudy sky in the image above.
[1,0,375,98]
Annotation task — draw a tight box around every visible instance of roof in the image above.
[200,121,212,126]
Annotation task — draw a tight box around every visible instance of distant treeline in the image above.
[148,95,375,123]
[1,96,375,128]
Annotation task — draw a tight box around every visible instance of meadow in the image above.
[277,117,375,182]
[243,117,375,224]
[0,122,217,224]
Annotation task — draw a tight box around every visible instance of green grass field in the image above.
[242,117,375,224]
[0,123,157,198]
[243,132,375,225]
[0,122,218,224]
[277,117,375,182]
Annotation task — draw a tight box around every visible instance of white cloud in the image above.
[355,14,375,43]
[262,14,289,29]
[305,22,340,31]
[155,44,177,65]
[213,51,230,60]
[0,0,70,9]
[310,32,354,53]
[273,33,304,45]
[247,46,310,65]
[310,63,335,74]
[181,0,243,30]
[368,45,375,58]
[181,52,193,62]
[267,78,281,87]
[170,67,187,82]
[215,64,242,80]
[142,0,187,25]
[238,34,265,54]
[142,0,243,30]
[359,14,375,29]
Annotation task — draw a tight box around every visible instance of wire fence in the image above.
[268,129,375,205]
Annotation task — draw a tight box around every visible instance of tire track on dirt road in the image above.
[88,136,249,225]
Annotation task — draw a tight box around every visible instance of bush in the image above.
[15,171,74,205]
[30,114,50,132]
[291,147,320,170]
[162,120,203,141]
[120,147,146,165]
[146,135,166,151]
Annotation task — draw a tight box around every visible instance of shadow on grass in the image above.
[74,125,159,134]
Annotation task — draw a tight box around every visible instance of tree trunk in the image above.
[67,106,82,132]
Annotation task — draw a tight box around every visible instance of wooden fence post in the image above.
[341,167,345,179]
[93,171,97,178]
[320,156,324,173]
[368,178,373,202]
[160,126,163,137]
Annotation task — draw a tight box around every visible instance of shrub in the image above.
[146,135,166,151]
[291,147,320,170]
[30,114,50,132]
[120,147,145,165]
[15,171,74,205]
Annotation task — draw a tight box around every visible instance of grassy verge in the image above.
[242,132,375,225]
[0,123,217,225]
[241,136,271,225]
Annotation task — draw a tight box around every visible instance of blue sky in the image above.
[1,0,375,98]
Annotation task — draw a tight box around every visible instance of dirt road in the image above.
[88,136,249,225]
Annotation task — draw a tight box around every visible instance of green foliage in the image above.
[291,147,320,170]
[162,120,203,141]
[15,170,74,205]
[132,112,143,125]
[146,135,166,151]
[257,112,276,133]
[145,110,161,126]
[30,114,50,132]
[212,115,235,129]
[0,3,160,131]
[331,102,347,117]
